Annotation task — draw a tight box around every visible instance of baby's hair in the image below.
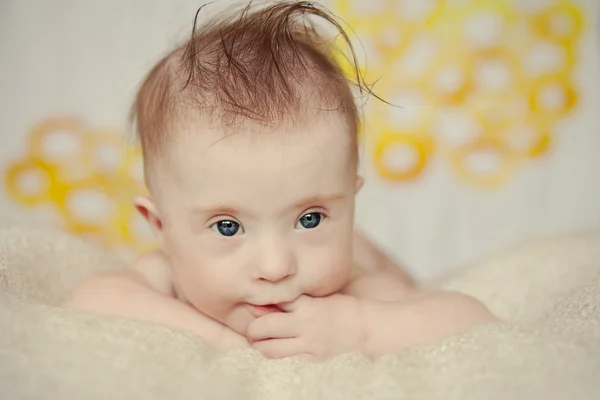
[131,0,380,172]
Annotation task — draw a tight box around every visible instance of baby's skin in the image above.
[62,113,498,360]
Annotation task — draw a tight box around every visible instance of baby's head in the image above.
[131,1,367,334]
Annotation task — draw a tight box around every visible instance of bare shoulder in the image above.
[61,267,144,311]
[347,231,415,302]
[129,250,175,296]
[343,269,414,302]
[61,250,174,311]
[352,230,415,286]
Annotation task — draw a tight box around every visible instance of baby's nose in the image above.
[257,241,296,283]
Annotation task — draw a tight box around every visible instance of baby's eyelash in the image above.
[309,209,329,219]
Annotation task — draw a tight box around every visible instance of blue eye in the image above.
[296,212,322,229]
[211,220,242,237]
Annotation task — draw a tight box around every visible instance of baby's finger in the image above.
[252,338,305,359]
[278,294,310,312]
[247,312,297,341]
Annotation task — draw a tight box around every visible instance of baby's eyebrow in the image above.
[191,206,242,216]
[290,194,346,211]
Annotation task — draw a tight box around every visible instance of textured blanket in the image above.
[1,225,599,399]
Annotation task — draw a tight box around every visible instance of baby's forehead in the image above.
[150,113,357,198]
[170,112,353,160]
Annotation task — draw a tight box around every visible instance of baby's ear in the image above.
[355,175,364,193]
[133,196,165,246]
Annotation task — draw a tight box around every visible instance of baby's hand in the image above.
[246,294,364,360]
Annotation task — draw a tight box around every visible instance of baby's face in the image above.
[145,114,360,334]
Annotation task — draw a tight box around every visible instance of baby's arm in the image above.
[359,291,499,358]
[62,253,248,351]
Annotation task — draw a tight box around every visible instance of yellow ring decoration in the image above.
[529,73,577,118]
[28,117,88,169]
[4,158,55,206]
[531,3,583,46]
[423,50,475,105]
[427,0,517,55]
[496,114,552,159]
[374,133,433,182]
[451,135,517,189]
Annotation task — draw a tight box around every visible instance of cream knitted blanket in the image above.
[1,225,599,399]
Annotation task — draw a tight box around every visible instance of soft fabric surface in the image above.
[1,225,600,399]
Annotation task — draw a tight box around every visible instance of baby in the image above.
[63,1,498,359]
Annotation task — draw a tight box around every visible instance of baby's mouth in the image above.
[248,303,284,317]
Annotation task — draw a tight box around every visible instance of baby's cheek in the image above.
[304,252,352,296]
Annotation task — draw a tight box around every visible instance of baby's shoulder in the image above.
[343,269,414,302]
[130,250,175,297]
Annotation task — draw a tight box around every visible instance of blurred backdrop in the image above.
[0,0,598,280]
